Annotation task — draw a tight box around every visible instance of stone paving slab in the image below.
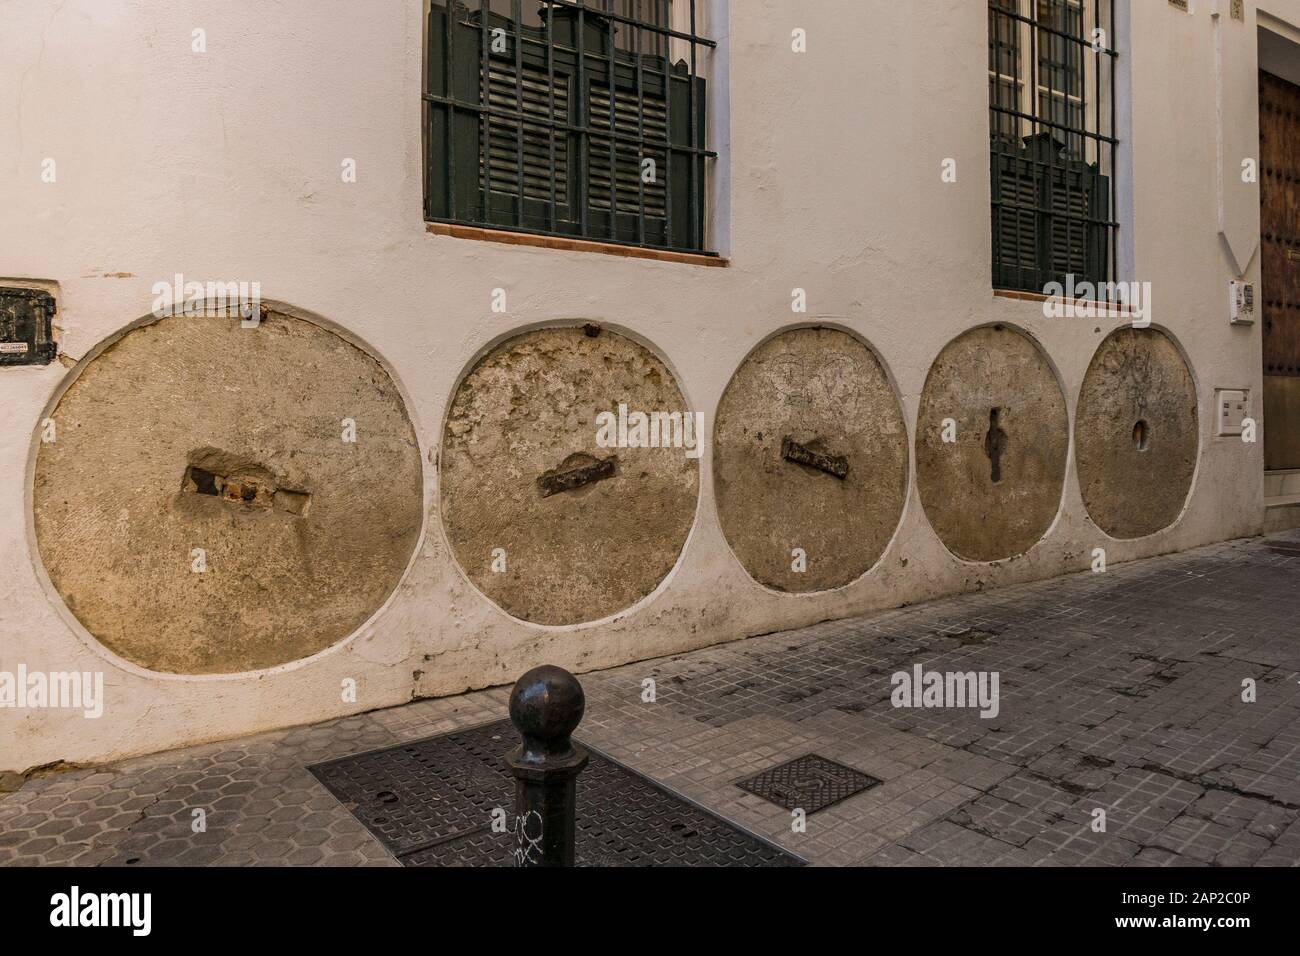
[2,531,1299,867]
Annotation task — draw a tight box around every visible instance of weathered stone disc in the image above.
[440,326,699,625]
[916,325,1068,562]
[32,310,424,674]
[713,328,908,592]
[1076,327,1198,539]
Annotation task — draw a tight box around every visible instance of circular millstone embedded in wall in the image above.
[440,326,699,625]
[32,310,423,675]
[915,325,1069,563]
[712,328,908,592]
[1075,327,1198,539]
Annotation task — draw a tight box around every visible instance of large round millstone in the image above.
[32,310,424,675]
[1075,327,1198,539]
[915,325,1068,562]
[439,326,699,625]
[712,328,908,592]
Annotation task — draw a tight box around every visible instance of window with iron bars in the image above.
[425,1,715,255]
[988,0,1119,294]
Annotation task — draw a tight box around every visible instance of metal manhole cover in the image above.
[736,754,881,814]
[310,720,802,867]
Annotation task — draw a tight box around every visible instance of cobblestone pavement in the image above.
[3,531,1299,867]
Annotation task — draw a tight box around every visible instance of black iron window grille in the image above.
[425,0,716,255]
[988,0,1119,294]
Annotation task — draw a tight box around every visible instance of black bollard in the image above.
[505,665,589,867]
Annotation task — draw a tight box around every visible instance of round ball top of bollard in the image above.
[509,665,586,760]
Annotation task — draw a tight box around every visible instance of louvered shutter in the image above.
[1047,165,1089,280]
[582,61,704,247]
[482,61,570,215]
[428,4,707,251]
[588,82,668,220]
[992,137,1109,291]
[992,153,1042,290]
[1046,161,1109,287]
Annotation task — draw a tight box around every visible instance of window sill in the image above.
[425,222,727,268]
[993,288,1141,318]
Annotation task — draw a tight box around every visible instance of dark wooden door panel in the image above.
[1260,70,1300,470]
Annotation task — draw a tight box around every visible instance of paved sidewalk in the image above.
[3,532,1299,867]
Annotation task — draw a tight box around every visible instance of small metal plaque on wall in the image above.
[0,288,57,366]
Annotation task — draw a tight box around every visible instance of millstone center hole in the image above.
[1132,419,1150,452]
[984,407,1008,483]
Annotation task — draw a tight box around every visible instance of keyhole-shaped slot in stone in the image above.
[1132,419,1149,452]
[984,407,1008,484]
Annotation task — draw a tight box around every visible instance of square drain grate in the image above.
[310,720,802,867]
[736,754,880,814]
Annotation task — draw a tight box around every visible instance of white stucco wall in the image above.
[1,0,1295,770]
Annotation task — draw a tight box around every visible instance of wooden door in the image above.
[1261,70,1300,470]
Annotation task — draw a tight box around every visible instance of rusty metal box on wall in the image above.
[0,287,56,366]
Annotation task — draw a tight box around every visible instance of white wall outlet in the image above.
[1215,388,1250,436]
[1229,281,1255,325]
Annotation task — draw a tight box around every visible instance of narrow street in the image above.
[4,531,1297,867]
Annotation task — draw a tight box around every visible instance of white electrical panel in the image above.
[1215,389,1250,436]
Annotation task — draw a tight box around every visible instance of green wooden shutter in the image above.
[991,152,1041,290]
[1086,166,1111,286]
[1046,161,1110,287]
[668,65,707,251]
[588,81,668,230]
[428,4,708,252]
[991,133,1109,292]
[482,52,574,230]
[426,4,483,222]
